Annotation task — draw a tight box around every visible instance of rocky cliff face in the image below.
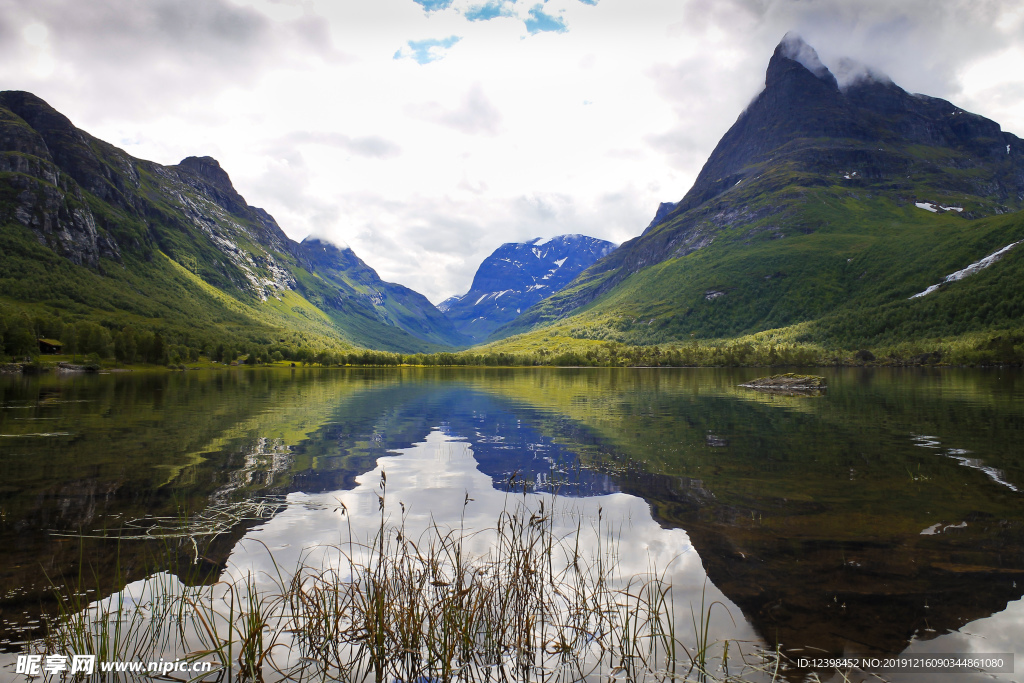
[440,234,616,342]
[0,90,462,352]
[0,95,122,268]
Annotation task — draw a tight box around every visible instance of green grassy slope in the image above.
[0,91,460,357]
[556,193,1024,345]
[479,188,1024,358]
[0,221,353,355]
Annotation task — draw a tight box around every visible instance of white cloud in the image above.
[276,131,402,159]
[394,35,463,64]
[1,0,1022,303]
[410,83,502,135]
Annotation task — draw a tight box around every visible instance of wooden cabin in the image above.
[38,338,63,354]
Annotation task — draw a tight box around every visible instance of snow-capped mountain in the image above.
[439,234,616,342]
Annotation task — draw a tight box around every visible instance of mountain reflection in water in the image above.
[0,367,1022,681]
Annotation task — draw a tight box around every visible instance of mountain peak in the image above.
[768,32,839,90]
[442,234,616,341]
[300,234,351,252]
[177,156,236,194]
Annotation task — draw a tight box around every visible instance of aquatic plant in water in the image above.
[36,475,778,682]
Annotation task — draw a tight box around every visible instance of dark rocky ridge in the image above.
[0,91,143,215]
[0,93,124,268]
[669,34,1021,222]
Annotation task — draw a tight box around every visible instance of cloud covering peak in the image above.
[777,31,832,81]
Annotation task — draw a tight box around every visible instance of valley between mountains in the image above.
[2,34,1023,367]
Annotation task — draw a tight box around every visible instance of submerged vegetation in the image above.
[35,480,780,682]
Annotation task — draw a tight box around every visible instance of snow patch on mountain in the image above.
[910,240,1022,299]
[916,201,963,213]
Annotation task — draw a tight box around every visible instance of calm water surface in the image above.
[0,367,1022,681]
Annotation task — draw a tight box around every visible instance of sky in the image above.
[2,0,1023,304]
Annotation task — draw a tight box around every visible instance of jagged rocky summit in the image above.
[439,235,616,342]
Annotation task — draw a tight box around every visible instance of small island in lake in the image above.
[739,373,827,394]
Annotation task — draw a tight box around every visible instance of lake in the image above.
[0,367,1021,681]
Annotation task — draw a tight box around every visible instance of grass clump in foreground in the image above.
[37,477,780,682]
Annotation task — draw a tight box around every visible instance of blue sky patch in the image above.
[394,36,463,64]
[465,0,513,21]
[524,5,567,34]
[578,0,598,4]
[412,0,454,11]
